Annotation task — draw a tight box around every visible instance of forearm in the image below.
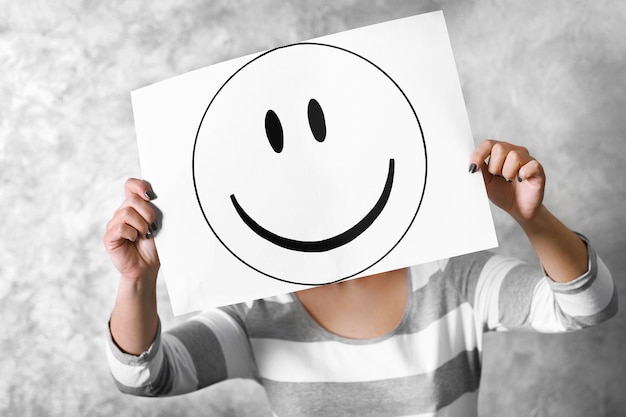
[110,275,159,355]
[517,204,588,283]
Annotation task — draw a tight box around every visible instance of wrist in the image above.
[513,204,550,232]
[513,204,588,282]
[118,273,157,301]
[119,264,158,286]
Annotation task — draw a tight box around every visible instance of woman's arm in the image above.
[469,140,587,282]
[103,179,258,396]
[463,140,616,333]
[104,178,160,355]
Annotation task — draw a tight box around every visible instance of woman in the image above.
[104,140,617,416]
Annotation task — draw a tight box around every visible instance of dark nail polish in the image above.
[151,222,158,231]
[469,163,478,174]
[145,229,152,239]
[517,176,523,182]
[145,190,157,201]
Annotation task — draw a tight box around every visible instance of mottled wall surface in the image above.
[1,1,624,416]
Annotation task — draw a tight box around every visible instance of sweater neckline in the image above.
[289,270,414,345]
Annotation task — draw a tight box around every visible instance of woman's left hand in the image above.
[469,139,545,223]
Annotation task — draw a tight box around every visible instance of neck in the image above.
[295,268,408,339]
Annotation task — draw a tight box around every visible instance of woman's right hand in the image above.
[104,178,160,283]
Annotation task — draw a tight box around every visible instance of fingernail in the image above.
[469,163,478,174]
[517,176,523,182]
[151,222,158,231]
[145,229,153,239]
[145,190,157,201]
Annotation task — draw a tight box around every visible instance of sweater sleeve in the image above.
[105,306,258,397]
[447,234,617,333]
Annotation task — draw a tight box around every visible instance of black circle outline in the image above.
[192,42,428,286]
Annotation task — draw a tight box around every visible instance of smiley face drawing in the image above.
[193,43,427,285]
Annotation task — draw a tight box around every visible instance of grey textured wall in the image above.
[1,1,624,416]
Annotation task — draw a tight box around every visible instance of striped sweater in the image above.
[106,237,617,416]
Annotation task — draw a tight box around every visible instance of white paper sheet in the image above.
[132,11,498,315]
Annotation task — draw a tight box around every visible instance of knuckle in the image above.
[125,177,146,194]
[125,177,137,190]
[118,198,155,225]
[127,194,149,212]
[491,142,505,153]
[116,205,134,221]
[509,150,524,164]
[111,222,125,236]
[127,193,142,206]
[104,222,124,244]
[483,139,497,149]
[530,159,542,170]
[493,141,511,152]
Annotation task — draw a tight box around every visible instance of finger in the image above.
[501,149,533,182]
[486,141,512,177]
[125,178,157,201]
[469,139,498,173]
[110,203,154,240]
[479,161,495,187]
[105,221,140,247]
[121,194,158,229]
[518,159,544,182]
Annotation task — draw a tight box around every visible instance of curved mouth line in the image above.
[230,159,395,252]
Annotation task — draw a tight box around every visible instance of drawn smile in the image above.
[230,158,395,252]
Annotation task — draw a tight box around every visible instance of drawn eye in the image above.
[307,98,326,142]
[265,110,283,153]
